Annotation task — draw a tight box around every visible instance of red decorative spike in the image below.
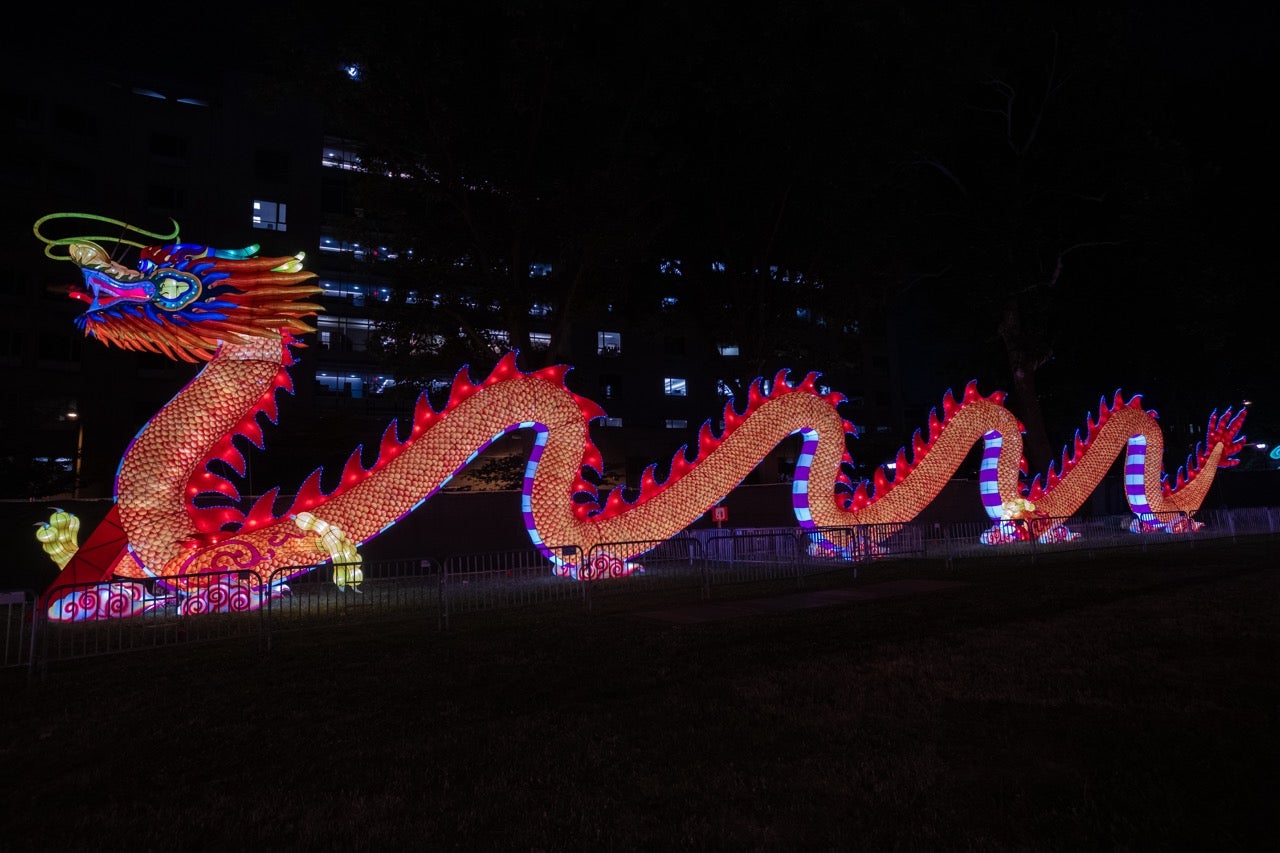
[697,422,719,457]
[191,506,244,534]
[989,390,1007,405]
[963,380,980,402]
[486,351,520,384]
[894,448,910,479]
[570,472,596,495]
[291,469,328,511]
[533,364,570,385]
[723,402,744,432]
[1112,390,1125,411]
[575,395,607,423]
[927,409,943,441]
[843,420,858,437]
[260,389,281,424]
[873,466,890,496]
[851,481,871,508]
[941,389,959,419]
[340,447,366,486]
[581,445,603,475]
[238,416,265,449]
[378,421,402,460]
[912,429,928,460]
[1028,477,1045,500]
[412,392,439,434]
[747,379,767,410]
[670,449,692,478]
[445,369,476,411]
[242,487,281,530]
[1128,394,1143,409]
[798,372,820,393]
[221,445,247,477]
[772,369,791,395]
[640,464,660,492]
[194,476,239,501]
[1019,456,1028,475]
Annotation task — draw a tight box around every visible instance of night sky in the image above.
[32,1,1278,454]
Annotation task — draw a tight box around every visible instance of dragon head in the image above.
[35,213,323,363]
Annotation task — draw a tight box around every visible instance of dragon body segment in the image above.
[32,215,1247,618]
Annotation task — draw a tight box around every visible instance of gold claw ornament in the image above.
[36,508,80,570]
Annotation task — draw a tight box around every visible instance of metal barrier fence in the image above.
[28,571,267,673]
[263,558,441,648]
[583,537,707,611]
[441,546,585,627]
[4,505,1277,675]
[3,590,37,672]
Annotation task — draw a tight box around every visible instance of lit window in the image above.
[529,303,552,317]
[597,331,622,355]
[317,316,376,352]
[661,296,678,309]
[252,200,287,232]
[716,380,734,398]
[603,417,624,427]
[659,259,683,276]
[665,419,688,429]
[322,143,362,170]
[529,263,553,278]
[711,261,725,272]
[483,329,510,352]
[795,307,809,320]
[664,377,687,397]
[529,332,551,349]
[718,344,739,357]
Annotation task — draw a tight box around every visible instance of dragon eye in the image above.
[152,270,202,310]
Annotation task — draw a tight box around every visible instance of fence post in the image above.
[793,531,804,590]
[439,559,449,631]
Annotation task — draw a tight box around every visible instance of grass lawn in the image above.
[2,537,1277,850]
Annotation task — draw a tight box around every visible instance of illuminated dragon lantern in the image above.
[32,214,1246,620]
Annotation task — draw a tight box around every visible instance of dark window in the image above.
[150,132,189,160]
[255,148,290,182]
[147,183,186,210]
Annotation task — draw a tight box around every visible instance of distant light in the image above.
[1256,443,1268,450]
[343,64,363,81]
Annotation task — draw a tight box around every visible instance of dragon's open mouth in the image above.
[65,240,158,316]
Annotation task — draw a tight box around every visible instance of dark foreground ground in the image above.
[2,538,1277,851]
